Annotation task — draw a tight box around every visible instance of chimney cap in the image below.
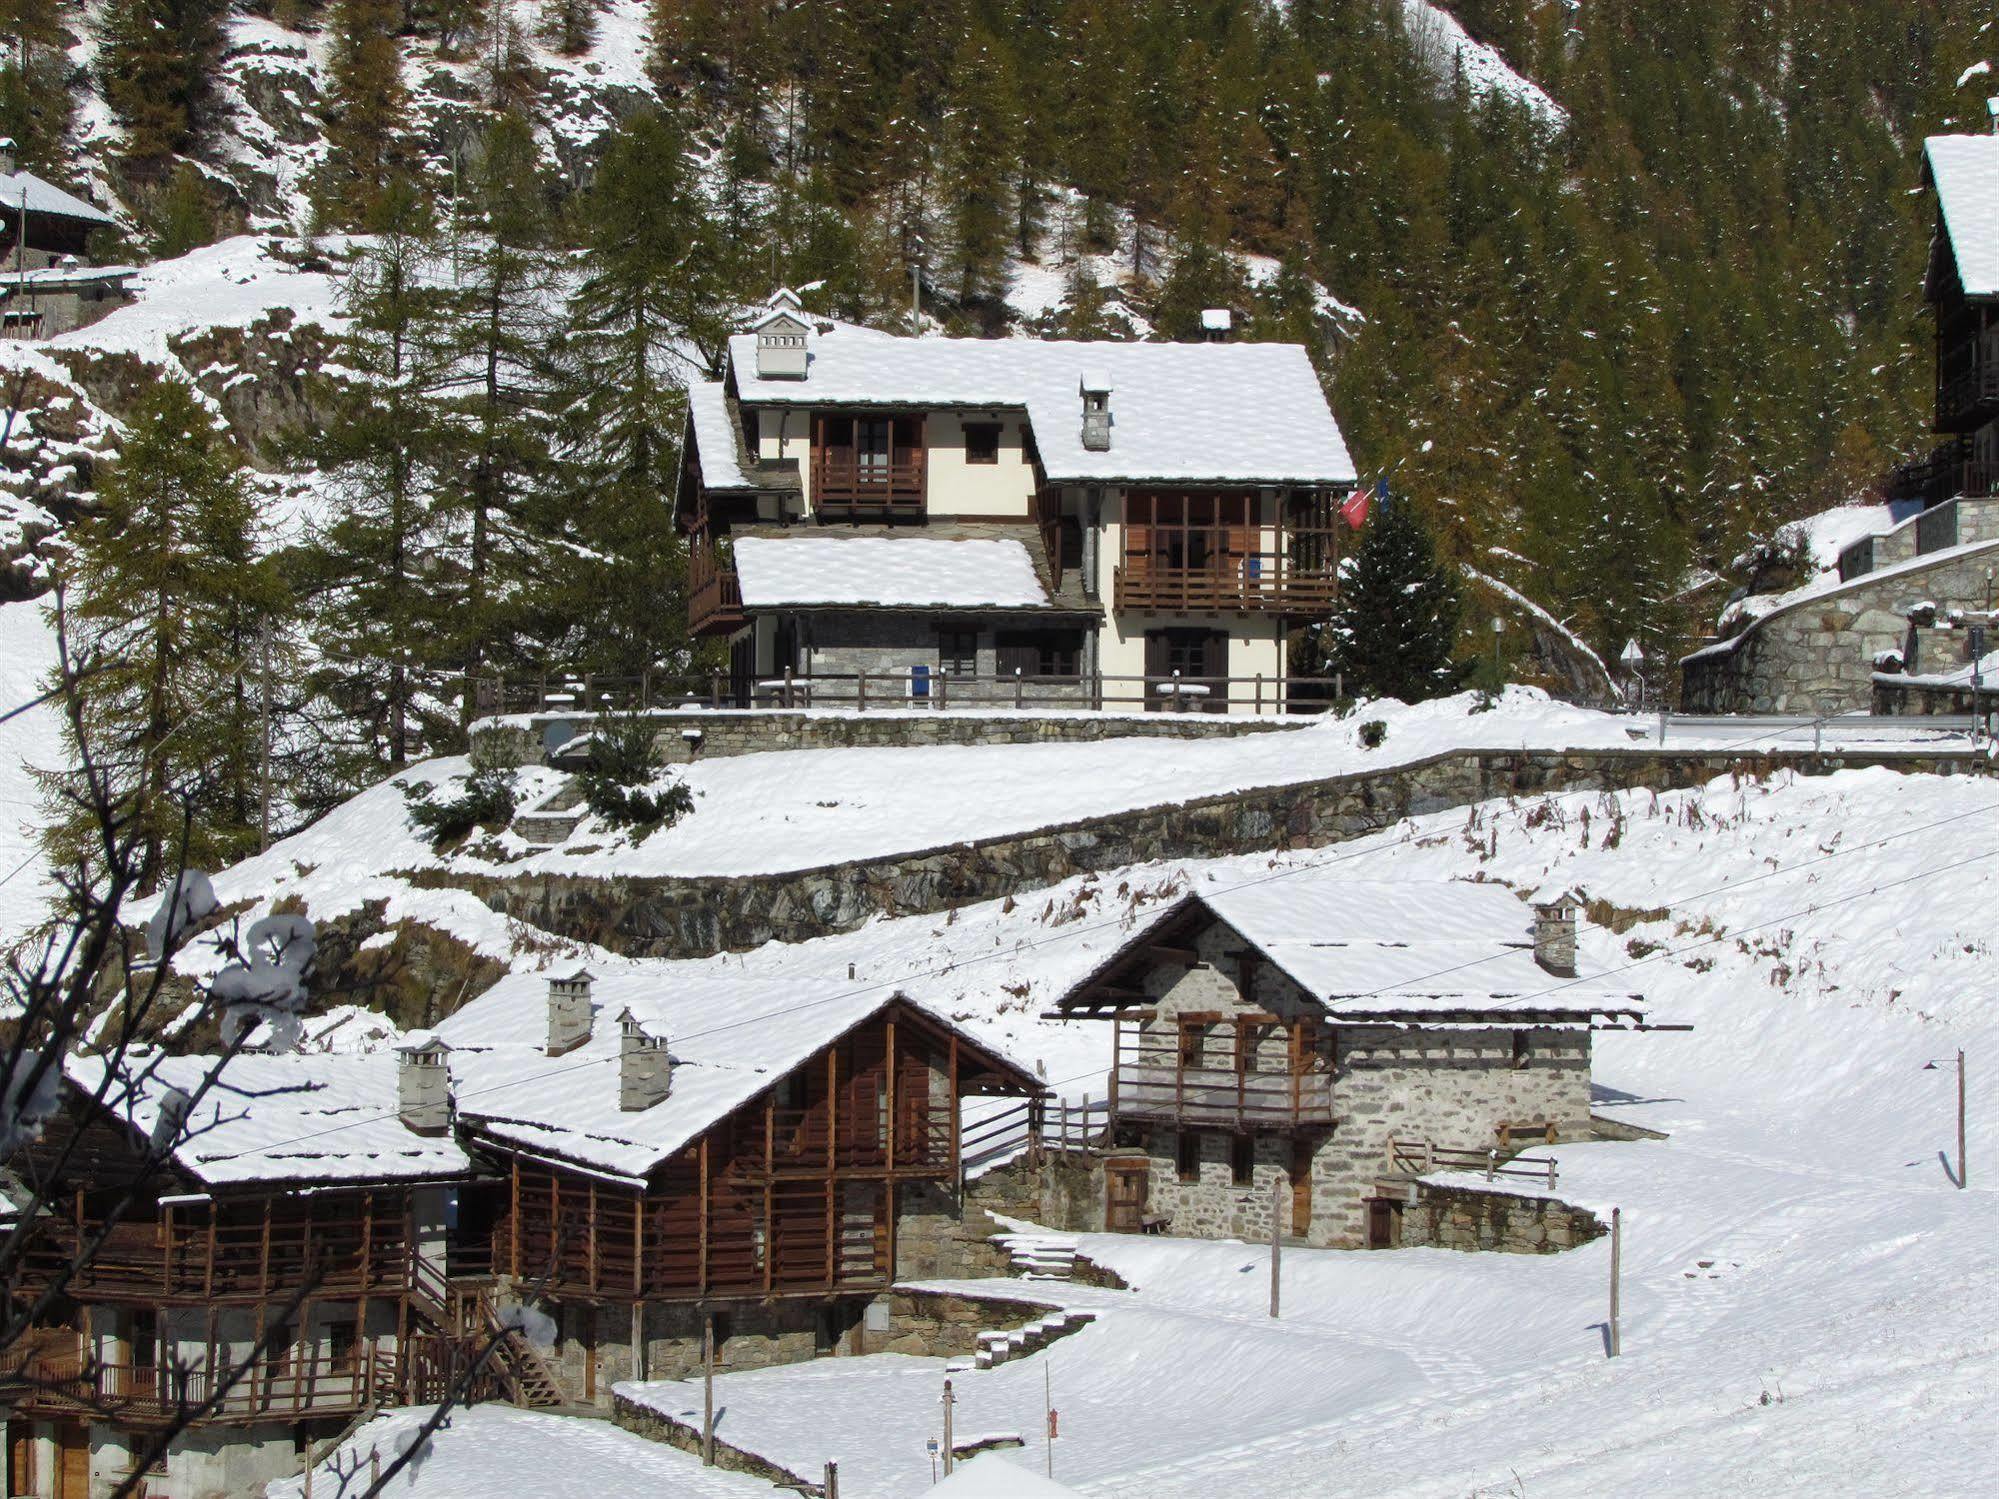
[617,1006,653,1035]
[766,286,806,310]
[1200,308,1232,332]
[395,1031,449,1056]
[1079,370,1113,395]
[1528,882,1583,911]
[551,966,595,985]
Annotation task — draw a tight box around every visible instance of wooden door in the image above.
[56,1420,88,1499]
[9,1421,35,1498]
[1289,1140,1314,1236]
[1365,1198,1401,1251]
[1105,1161,1149,1233]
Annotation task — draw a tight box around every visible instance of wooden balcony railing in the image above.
[1938,359,1999,429]
[1111,1064,1335,1129]
[1115,527,1341,615]
[810,449,926,516]
[0,1349,401,1426]
[687,565,745,635]
[1885,437,1997,507]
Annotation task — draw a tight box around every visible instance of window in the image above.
[1176,1131,1202,1182]
[856,417,892,472]
[327,1316,358,1373]
[963,421,1001,464]
[1230,1134,1255,1187]
[1177,1021,1207,1071]
[996,630,1081,679]
[938,628,979,676]
[1512,1030,1531,1070]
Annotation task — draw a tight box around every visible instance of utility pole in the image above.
[1607,1206,1622,1358]
[701,1314,715,1465]
[1268,1175,1282,1319]
[941,1376,956,1477]
[1957,1049,1968,1189]
[258,618,274,853]
[1044,1360,1054,1478]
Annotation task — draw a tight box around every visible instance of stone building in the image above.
[1047,875,1646,1249]
[0,139,130,341]
[1683,132,1999,713]
[676,288,1356,714]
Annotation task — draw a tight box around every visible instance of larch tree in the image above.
[939,28,1020,305]
[97,0,231,165]
[320,0,411,228]
[43,379,287,891]
[0,0,74,168]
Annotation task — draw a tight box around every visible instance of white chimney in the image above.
[546,969,595,1056]
[754,303,811,380]
[618,1009,673,1112]
[1200,308,1232,342]
[1529,885,1581,978]
[396,1034,452,1137]
[1080,372,1112,451]
[0,137,15,176]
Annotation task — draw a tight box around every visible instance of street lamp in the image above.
[1922,1050,1967,1188]
[1490,616,1504,689]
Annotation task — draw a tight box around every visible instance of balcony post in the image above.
[857,670,867,713]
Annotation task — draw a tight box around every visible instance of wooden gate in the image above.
[1289,1140,1314,1234]
[1365,1198,1401,1250]
[1105,1159,1150,1233]
[55,1421,88,1499]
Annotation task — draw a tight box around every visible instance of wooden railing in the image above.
[1386,1138,1559,1191]
[1938,358,1999,427]
[0,1349,400,1425]
[1112,1064,1335,1129]
[959,1096,1111,1171]
[1115,533,1340,615]
[686,565,745,635]
[467,669,1350,718]
[810,449,926,515]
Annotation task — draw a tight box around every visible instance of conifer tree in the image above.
[1313,500,1466,704]
[98,0,231,163]
[541,0,597,56]
[45,379,287,890]
[297,183,457,779]
[0,0,74,168]
[320,0,410,228]
[939,28,1020,304]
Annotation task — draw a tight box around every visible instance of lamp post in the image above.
[1620,637,1646,711]
[1490,616,1504,689]
[1923,1051,1967,1188]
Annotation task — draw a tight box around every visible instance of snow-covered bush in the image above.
[577,711,694,833]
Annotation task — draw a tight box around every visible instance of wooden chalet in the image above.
[1047,877,1647,1249]
[675,290,1357,713]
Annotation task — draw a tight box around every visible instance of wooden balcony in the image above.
[1115,522,1340,616]
[687,564,745,636]
[810,449,926,518]
[1938,358,1999,431]
[0,1348,403,1427]
[1111,1063,1334,1130]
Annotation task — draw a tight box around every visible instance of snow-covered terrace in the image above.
[731,534,1051,611]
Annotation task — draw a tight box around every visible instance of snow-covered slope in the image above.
[1400,0,1567,129]
[603,767,1996,1497]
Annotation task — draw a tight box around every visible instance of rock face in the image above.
[450,744,1986,961]
[1682,538,1999,714]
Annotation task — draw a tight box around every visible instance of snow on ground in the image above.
[612,767,1998,1497]
[0,600,60,943]
[1400,1,1567,128]
[196,688,1983,970]
[1698,536,1999,655]
[264,1404,773,1499]
[1788,500,1905,573]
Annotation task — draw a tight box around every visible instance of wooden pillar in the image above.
[360,1190,373,1291]
[763,1096,776,1294]
[633,1187,645,1300]
[510,1157,521,1278]
[588,1179,599,1296]
[826,1048,839,1290]
[1110,1020,1121,1116]
[947,1036,960,1180]
[259,1198,273,1299]
[698,1136,710,1296]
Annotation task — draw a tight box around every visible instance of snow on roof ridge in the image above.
[1925,134,1999,297]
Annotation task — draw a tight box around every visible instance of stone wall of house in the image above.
[1681,539,1999,713]
[460,744,1984,962]
[1397,1181,1605,1254]
[894,1184,1015,1282]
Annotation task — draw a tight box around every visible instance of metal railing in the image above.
[468,669,1346,718]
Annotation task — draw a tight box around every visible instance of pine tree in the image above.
[320,0,410,229]
[98,0,231,164]
[296,183,457,780]
[44,379,287,890]
[541,0,597,56]
[1313,500,1466,704]
[0,0,75,169]
[938,28,1020,304]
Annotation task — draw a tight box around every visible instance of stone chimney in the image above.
[1530,885,1581,978]
[1200,308,1232,342]
[1080,372,1112,451]
[396,1035,452,1137]
[618,1009,673,1112]
[546,969,595,1057]
[0,137,15,176]
[754,298,811,380]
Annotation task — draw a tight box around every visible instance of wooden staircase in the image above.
[472,1290,568,1410]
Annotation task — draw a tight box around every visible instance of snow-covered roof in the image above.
[63,1051,471,1190]
[435,963,1034,1180]
[1074,876,1643,1018]
[731,534,1050,610]
[725,331,1355,486]
[933,1452,1086,1497]
[1925,135,1999,298]
[0,169,115,227]
[686,381,758,490]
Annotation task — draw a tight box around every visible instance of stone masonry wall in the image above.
[1398,1181,1605,1254]
[452,744,1985,962]
[1682,539,1999,713]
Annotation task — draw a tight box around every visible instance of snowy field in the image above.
[587,767,1999,1497]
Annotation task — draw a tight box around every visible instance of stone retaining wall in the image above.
[488,705,1292,764]
[1682,540,1999,714]
[444,744,1985,960]
[1397,1181,1605,1254]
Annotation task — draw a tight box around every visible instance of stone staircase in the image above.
[993,1232,1079,1281]
[513,781,588,846]
[973,1309,1097,1370]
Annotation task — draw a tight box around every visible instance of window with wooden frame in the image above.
[1175,1130,1202,1182]
[1230,1134,1255,1187]
[963,421,1002,464]
[937,628,979,676]
[327,1314,359,1373]
[1177,1020,1207,1071]
[1234,950,1262,1005]
[996,629,1081,679]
